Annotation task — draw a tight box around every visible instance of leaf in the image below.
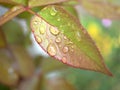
[18,71,43,90]
[0,84,10,90]
[28,0,68,7]
[0,0,28,5]
[45,73,76,90]
[80,0,120,19]
[62,5,78,18]
[2,20,25,45]
[0,50,19,86]
[10,45,35,78]
[0,5,26,26]
[31,5,112,76]
[0,27,6,48]
[41,57,67,73]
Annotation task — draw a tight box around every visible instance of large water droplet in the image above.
[62,57,67,63]
[50,26,59,35]
[47,44,57,56]
[55,37,61,43]
[39,22,46,34]
[50,7,57,16]
[63,46,69,53]
[36,36,42,43]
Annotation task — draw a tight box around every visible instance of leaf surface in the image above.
[0,27,6,48]
[0,5,25,26]
[45,73,76,90]
[0,0,28,5]
[28,0,68,7]
[80,0,120,19]
[10,45,35,78]
[0,50,19,86]
[31,5,112,76]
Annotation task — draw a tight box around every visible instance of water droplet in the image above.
[64,36,67,40]
[47,44,57,56]
[77,31,81,41]
[50,26,59,35]
[33,16,41,25]
[55,37,61,43]
[63,46,69,53]
[68,23,71,26]
[34,21,38,25]
[50,7,57,16]
[62,57,67,63]
[39,23,46,34]
[57,18,60,21]
[36,36,42,43]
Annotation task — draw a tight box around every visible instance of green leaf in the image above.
[62,5,78,18]
[28,0,68,7]
[2,20,25,45]
[0,27,6,48]
[0,84,10,90]
[0,5,25,26]
[31,5,112,76]
[80,0,120,19]
[0,50,19,86]
[0,0,28,5]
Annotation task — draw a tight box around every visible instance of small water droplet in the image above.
[64,36,67,40]
[55,37,61,43]
[50,26,59,35]
[62,57,67,63]
[77,31,81,41]
[60,25,63,28]
[63,46,69,53]
[36,36,42,43]
[68,23,71,26]
[47,44,57,56]
[39,23,46,34]
[33,16,41,25]
[50,7,57,16]
[57,18,60,21]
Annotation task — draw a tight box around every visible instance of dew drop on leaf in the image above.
[36,36,42,43]
[76,31,81,41]
[63,46,69,53]
[50,7,57,16]
[47,43,57,56]
[55,37,61,43]
[39,22,46,34]
[62,57,67,63]
[57,18,61,21]
[49,26,59,35]
[64,36,67,40]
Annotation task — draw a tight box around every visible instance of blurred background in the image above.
[0,0,120,90]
